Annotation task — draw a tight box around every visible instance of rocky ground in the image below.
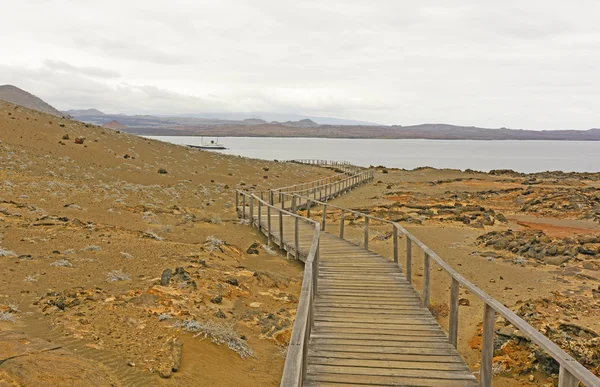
[0,101,330,386]
[326,166,600,386]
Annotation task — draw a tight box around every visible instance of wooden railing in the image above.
[234,162,373,386]
[264,160,362,198]
[278,191,600,387]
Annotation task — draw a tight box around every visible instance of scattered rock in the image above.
[158,168,168,174]
[214,309,226,319]
[160,268,172,286]
[225,277,239,287]
[74,137,85,144]
[246,242,260,255]
[61,133,69,140]
[210,295,223,304]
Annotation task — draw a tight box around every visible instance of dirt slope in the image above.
[0,85,63,117]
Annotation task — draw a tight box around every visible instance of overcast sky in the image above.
[1,0,599,129]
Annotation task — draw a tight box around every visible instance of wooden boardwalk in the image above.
[237,161,599,387]
[243,210,478,386]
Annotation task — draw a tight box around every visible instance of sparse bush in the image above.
[51,259,73,267]
[158,313,172,321]
[81,245,101,252]
[210,216,222,225]
[0,311,16,323]
[0,247,17,257]
[106,270,131,282]
[173,319,254,358]
[24,274,37,282]
[205,236,224,252]
[120,252,133,259]
[143,231,164,241]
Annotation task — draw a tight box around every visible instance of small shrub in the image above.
[120,252,133,259]
[106,270,130,282]
[0,247,17,257]
[24,274,38,282]
[51,259,73,267]
[210,216,222,225]
[0,311,16,323]
[261,244,278,256]
[158,313,172,321]
[205,236,224,252]
[173,319,254,358]
[81,245,101,252]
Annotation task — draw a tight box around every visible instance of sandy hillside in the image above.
[320,167,600,386]
[0,101,332,386]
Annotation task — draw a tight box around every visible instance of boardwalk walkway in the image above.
[241,210,477,386]
[237,160,599,387]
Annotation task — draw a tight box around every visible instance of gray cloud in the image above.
[43,60,121,78]
[0,0,600,129]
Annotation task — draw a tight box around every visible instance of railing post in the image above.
[279,209,284,246]
[292,195,297,213]
[339,210,345,238]
[307,199,312,218]
[449,277,460,348]
[393,225,398,263]
[406,238,412,282]
[249,196,254,227]
[364,216,369,250]
[235,191,239,213]
[558,366,578,387]
[481,304,495,387]
[269,190,274,205]
[267,205,272,246]
[322,205,327,231]
[281,193,285,210]
[423,252,430,308]
[257,199,262,230]
[295,217,300,260]
[242,194,246,220]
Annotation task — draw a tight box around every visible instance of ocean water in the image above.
[145,136,600,173]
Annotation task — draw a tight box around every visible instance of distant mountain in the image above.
[66,108,105,116]
[0,85,63,116]
[282,119,319,128]
[102,120,127,130]
[178,112,380,126]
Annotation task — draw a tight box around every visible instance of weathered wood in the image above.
[249,196,254,227]
[259,200,264,230]
[406,237,412,283]
[267,205,272,246]
[322,205,327,231]
[449,277,460,348]
[339,210,345,238]
[242,194,246,219]
[393,224,398,263]
[422,252,430,308]
[559,365,579,387]
[480,304,495,387]
[364,216,369,250]
[295,217,300,260]
[279,210,284,245]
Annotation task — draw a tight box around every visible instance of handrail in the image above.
[263,160,361,195]
[278,189,600,387]
[235,189,321,387]
[234,163,373,387]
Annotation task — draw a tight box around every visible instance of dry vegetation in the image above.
[0,101,330,385]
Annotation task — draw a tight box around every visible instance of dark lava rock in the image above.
[246,242,260,255]
[210,295,223,304]
[214,309,226,319]
[158,168,168,174]
[160,268,172,286]
[225,277,239,287]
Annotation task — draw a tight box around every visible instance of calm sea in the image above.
[145,136,600,173]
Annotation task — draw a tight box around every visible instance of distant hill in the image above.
[0,85,63,116]
[102,120,127,130]
[66,108,105,116]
